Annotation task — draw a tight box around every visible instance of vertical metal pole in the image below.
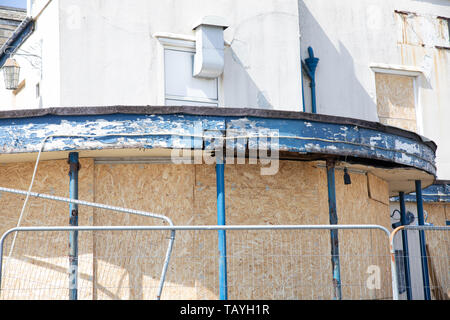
[399,192,412,300]
[301,57,306,113]
[415,180,431,300]
[326,160,342,300]
[216,156,228,300]
[310,80,317,114]
[68,152,79,300]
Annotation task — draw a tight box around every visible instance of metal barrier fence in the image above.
[0,225,395,300]
[390,225,450,300]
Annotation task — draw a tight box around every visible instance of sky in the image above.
[0,0,27,9]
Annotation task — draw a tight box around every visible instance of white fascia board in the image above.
[370,63,424,77]
[153,32,230,51]
[153,32,196,51]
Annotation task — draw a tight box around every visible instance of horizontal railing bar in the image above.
[0,224,391,235]
[0,224,394,300]
[402,226,450,231]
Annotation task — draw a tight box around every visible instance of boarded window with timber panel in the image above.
[375,73,417,133]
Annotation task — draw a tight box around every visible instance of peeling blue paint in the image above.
[391,183,450,203]
[0,113,436,175]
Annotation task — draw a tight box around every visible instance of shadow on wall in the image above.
[298,1,378,121]
[222,11,302,111]
[225,45,272,109]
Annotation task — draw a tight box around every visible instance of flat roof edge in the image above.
[0,106,437,152]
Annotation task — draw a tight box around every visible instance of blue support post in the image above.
[326,160,342,300]
[68,152,79,300]
[415,180,431,300]
[216,156,228,300]
[399,192,412,300]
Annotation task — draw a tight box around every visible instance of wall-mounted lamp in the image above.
[2,57,20,90]
[1,46,41,90]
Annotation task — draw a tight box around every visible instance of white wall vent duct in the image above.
[192,16,229,79]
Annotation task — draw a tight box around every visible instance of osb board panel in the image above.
[194,162,332,299]
[333,170,392,300]
[0,159,94,300]
[379,117,418,133]
[375,73,416,118]
[1,160,393,300]
[375,73,417,132]
[423,203,450,300]
[194,162,391,300]
[194,161,329,224]
[367,173,390,205]
[93,164,197,300]
[424,203,448,226]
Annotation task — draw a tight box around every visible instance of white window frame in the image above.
[370,63,424,135]
[153,32,223,107]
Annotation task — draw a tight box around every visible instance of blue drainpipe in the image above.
[301,62,306,112]
[216,156,228,300]
[415,180,431,300]
[68,152,80,300]
[326,159,342,300]
[304,46,319,114]
[399,192,412,300]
